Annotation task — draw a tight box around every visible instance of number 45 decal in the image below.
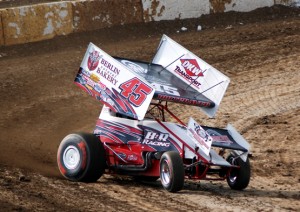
[119,77,153,107]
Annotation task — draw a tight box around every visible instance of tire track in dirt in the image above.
[87,176,208,212]
[226,54,300,131]
[0,92,80,125]
[1,168,142,211]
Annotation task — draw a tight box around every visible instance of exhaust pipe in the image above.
[114,152,153,172]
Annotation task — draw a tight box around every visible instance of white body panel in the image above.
[99,105,232,166]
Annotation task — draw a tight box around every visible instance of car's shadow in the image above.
[183,181,299,201]
[100,175,299,200]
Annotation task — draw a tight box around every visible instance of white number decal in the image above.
[151,83,180,96]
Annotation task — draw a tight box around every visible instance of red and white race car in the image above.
[57,35,251,192]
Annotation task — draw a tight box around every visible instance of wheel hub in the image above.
[63,145,80,170]
[161,160,171,185]
[229,172,238,183]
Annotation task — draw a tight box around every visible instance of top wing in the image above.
[74,43,155,120]
[115,57,215,108]
[152,35,230,117]
[75,35,229,119]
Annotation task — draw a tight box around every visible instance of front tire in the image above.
[160,151,184,192]
[226,154,251,190]
[57,133,106,182]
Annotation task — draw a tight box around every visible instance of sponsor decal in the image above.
[100,58,120,75]
[121,60,147,74]
[127,154,138,161]
[88,49,102,71]
[90,73,100,82]
[119,78,153,107]
[82,74,96,88]
[151,82,180,96]
[94,82,106,93]
[180,59,204,77]
[96,58,121,86]
[142,130,170,147]
[174,66,201,88]
[94,84,102,93]
[82,69,91,77]
[77,43,155,120]
[187,118,212,155]
[172,57,207,89]
[118,153,127,159]
[97,68,118,86]
[211,135,232,144]
[206,129,233,144]
[157,94,212,107]
[193,123,212,144]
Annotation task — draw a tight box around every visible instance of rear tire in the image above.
[226,154,250,190]
[57,133,106,182]
[160,151,184,192]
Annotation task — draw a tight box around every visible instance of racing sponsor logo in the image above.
[100,58,120,75]
[172,58,205,88]
[127,154,138,161]
[90,73,100,82]
[82,74,96,88]
[88,49,102,71]
[188,129,211,149]
[157,94,212,107]
[142,130,170,147]
[94,82,106,93]
[187,118,212,155]
[94,84,102,93]
[211,135,232,143]
[193,123,212,144]
[206,129,233,144]
[118,153,127,159]
[180,59,204,77]
[96,58,121,86]
[97,68,118,85]
[121,60,147,74]
[82,69,91,77]
[174,66,201,87]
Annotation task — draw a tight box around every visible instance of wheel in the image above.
[226,154,251,190]
[57,133,106,182]
[159,151,184,192]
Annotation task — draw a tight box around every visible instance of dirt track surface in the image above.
[0,5,299,211]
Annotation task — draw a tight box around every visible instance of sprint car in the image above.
[57,35,251,192]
